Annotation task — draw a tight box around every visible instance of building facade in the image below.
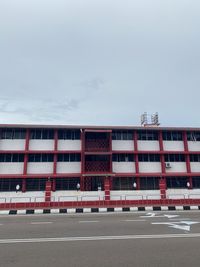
[0,124,200,200]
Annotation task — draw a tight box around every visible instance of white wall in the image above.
[0,163,24,174]
[112,140,134,151]
[137,141,160,151]
[110,190,160,200]
[167,189,200,199]
[0,191,45,203]
[139,162,161,173]
[57,140,81,151]
[165,162,187,173]
[27,162,53,174]
[29,140,54,150]
[190,163,200,172]
[188,141,200,151]
[0,140,25,150]
[51,191,105,201]
[163,141,184,151]
[112,162,135,173]
[57,162,81,173]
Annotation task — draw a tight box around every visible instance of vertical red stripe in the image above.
[22,129,30,192]
[81,129,85,191]
[133,131,140,190]
[183,131,192,188]
[159,130,166,198]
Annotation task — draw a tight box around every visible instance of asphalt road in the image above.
[0,211,200,267]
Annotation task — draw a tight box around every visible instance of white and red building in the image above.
[0,124,200,208]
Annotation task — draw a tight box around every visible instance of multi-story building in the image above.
[0,124,200,201]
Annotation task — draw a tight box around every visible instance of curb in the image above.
[0,205,200,215]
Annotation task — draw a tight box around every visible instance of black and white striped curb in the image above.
[0,205,200,215]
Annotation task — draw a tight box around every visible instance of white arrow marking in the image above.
[141,213,180,219]
[164,215,179,219]
[152,221,199,232]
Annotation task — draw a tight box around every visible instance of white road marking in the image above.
[123,219,146,222]
[1,233,200,244]
[79,221,99,223]
[152,221,199,231]
[141,213,179,219]
[31,222,53,225]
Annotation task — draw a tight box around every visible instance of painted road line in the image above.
[31,222,53,225]
[123,219,146,222]
[79,221,99,223]
[1,233,200,244]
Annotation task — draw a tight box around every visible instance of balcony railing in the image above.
[85,139,110,152]
[85,161,110,172]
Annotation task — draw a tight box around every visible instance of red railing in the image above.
[85,139,110,152]
[1,194,200,210]
[85,161,110,172]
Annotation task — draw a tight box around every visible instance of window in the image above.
[190,154,200,162]
[140,177,159,190]
[58,129,80,140]
[112,154,134,162]
[164,154,185,162]
[28,154,54,162]
[57,153,81,162]
[30,129,54,139]
[56,178,80,190]
[26,178,46,191]
[0,154,24,162]
[85,155,109,162]
[1,128,26,139]
[138,154,160,162]
[112,130,133,140]
[137,130,158,140]
[0,178,22,192]
[166,177,188,188]
[187,131,200,141]
[193,177,200,188]
[162,131,183,141]
[112,177,136,190]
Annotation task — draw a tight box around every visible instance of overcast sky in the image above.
[0,0,200,127]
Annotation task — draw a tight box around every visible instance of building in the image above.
[0,124,200,202]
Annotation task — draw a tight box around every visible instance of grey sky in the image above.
[0,0,200,127]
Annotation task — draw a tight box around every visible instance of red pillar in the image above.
[23,129,30,192]
[159,130,166,198]
[159,178,166,199]
[183,131,192,189]
[109,131,113,190]
[81,129,85,191]
[22,179,26,193]
[45,179,52,202]
[104,176,110,200]
[53,129,58,192]
[134,131,140,190]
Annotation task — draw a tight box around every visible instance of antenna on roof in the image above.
[141,112,160,127]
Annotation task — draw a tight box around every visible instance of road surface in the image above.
[0,211,200,267]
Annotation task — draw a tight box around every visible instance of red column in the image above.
[159,178,166,199]
[133,131,140,190]
[104,176,110,200]
[23,129,30,192]
[109,131,113,190]
[22,179,26,193]
[159,130,166,198]
[45,179,52,202]
[183,131,192,188]
[80,130,85,191]
[53,129,58,192]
